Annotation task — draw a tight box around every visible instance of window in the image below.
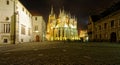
[104,23,107,29]
[35,17,37,21]
[105,34,107,38]
[119,19,120,26]
[95,34,97,39]
[6,0,9,5]
[4,24,5,32]
[99,34,101,39]
[95,26,97,31]
[58,29,60,37]
[0,23,10,33]
[16,6,18,9]
[111,20,114,27]
[28,28,31,35]
[6,24,10,33]
[35,25,38,31]
[22,8,24,11]
[26,11,28,15]
[21,39,23,42]
[88,22,91,25]
[4,39,8,43]
[99,25,101,30]
[6,17,9,21]
[21,25,25,35]
[119,31,120,38]
[29,14,31,17]
[62,29,64,37]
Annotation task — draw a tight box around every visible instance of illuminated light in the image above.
[64,24,68,27]
[86,37,89,41]
[35,31,39,33]
[79,30,88,42]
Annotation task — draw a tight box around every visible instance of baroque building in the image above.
[0,0,46,44]
[46,8,79,41]
[88,2,120,42]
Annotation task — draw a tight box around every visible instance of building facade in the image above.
[32,16,46,42]
[88,2,120,42]
[46,8,79,41]
[0,0,46,44]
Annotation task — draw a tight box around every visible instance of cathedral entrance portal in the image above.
[110,32,116,42]
[36,35,40,42]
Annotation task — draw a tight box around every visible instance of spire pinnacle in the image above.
[51,6,54,15]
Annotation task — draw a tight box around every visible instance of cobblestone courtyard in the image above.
[0,42,120,65]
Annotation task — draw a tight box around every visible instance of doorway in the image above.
[110,32,116,42]
[36,35,40,42]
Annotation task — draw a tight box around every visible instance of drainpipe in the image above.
[13,0,16,44]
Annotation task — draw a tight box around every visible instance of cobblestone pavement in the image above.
[0,42,120,65]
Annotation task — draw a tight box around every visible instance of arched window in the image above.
[6,17,9,20]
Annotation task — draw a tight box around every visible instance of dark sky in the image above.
[19,0,120,30]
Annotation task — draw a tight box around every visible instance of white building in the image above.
[32,16,46,42]
[0,0,46,44]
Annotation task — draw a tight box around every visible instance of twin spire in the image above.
[51,6,54,15]
[50,6,65,16]
[50,6,77,22]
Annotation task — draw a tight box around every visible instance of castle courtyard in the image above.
[0,42,120,65]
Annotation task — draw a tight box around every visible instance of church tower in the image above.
[46,7,56,40]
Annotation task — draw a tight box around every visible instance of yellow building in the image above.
[88,2,120,42]
[46,8,79,41]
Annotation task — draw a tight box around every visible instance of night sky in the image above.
[19,0,120,30]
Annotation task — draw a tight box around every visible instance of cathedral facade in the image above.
[46,8,79,41]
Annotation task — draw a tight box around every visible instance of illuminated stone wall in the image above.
[0,0,15,44]
[16,1,33,43]
[32,16,46,42]
[0,0,46,44]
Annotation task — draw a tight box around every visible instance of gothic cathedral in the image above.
[46,7,79,41]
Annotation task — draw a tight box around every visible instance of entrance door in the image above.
[36,35,40,42]
[110,32,116,42]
